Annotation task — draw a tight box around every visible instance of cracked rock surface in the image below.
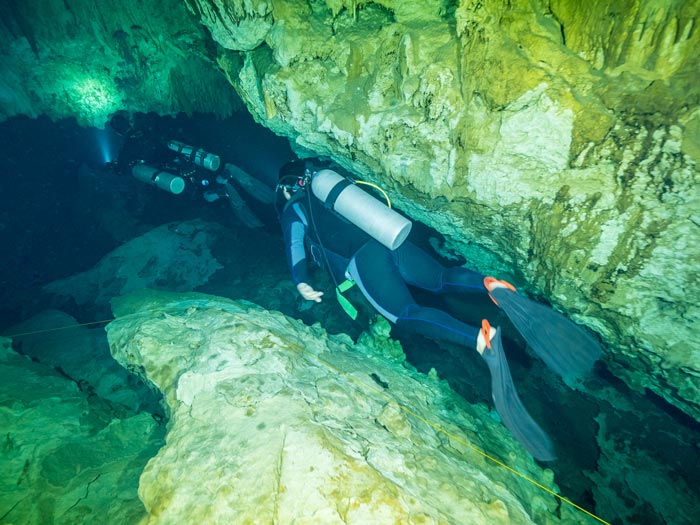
[0,337,163,524]
[106,289,570,525]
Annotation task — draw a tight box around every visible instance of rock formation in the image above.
[43,219,224,308]
[0,0,241,125]
[1,0,698,421]
[7,309,158,413]
[106,289,570,524]
[2,215,699,523]
[0,336,163,524]
[2,2,700,522]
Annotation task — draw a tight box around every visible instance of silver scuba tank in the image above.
[311,169,412,250]
[132,163,186,195]
[167,140,220,171]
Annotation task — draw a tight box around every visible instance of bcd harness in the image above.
[285,170,399,320]
[305,178,359,320]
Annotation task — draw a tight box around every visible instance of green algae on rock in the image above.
[0,0,242,126]
[0,337,163,524]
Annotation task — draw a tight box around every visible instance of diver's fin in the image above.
[479,321,556,462]
[224,182,264,228]
[224,164,275,204]
[485,278,601,381]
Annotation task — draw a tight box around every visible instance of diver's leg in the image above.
[394,242,485,294]
[396,244,601,378]
[349,240,554,460]
[484,278,601,380]
[479,320,556,461]
[347,241,480,348]
[223,182,264,228]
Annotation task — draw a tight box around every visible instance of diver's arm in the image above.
[282,203,316,296]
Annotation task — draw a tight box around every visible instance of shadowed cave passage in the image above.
[1,113,699,525]
[0,111,294,325]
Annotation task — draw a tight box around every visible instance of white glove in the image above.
[296,282,323,303]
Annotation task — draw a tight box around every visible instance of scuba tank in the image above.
[132,163,186,195]
[167,140,220,172]
[311,169,412,250]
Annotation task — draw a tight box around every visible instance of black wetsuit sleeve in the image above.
[281,200,309,285]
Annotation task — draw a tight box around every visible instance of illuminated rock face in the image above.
[106,289,566,524]
[0,0,241,125]
[1,1,699,418]
[183,0,700,421]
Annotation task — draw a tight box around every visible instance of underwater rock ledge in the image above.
[0,336,162,524]
[1,0,699,421]
[106,289,576,524]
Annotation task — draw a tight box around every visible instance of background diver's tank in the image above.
[131,163,186,195]
[167,140,220,172]
[311,169,412,250]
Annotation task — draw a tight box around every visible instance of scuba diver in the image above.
[106,112,274,228]
[277,159,602,462]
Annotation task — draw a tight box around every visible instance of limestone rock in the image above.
[587,412,698,525]
[207,0,700,421]
[0,0,242,126]
[6,309,157,412]
[106,290,571,524]
[43,219,224,307]
[0,336,163,524]
[1,0,699,427]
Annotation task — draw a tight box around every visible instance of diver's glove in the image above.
[296,282,324,303]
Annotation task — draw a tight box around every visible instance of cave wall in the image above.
[1,0,699,419]
[0,0,241,125]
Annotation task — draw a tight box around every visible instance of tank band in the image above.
[324,178,353,209]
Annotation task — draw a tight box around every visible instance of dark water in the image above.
[1,112,699,525]
[0,111,294,326]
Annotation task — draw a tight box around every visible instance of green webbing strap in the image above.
[335,279,358,320]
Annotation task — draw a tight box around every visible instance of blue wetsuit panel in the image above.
[348,240,480,348]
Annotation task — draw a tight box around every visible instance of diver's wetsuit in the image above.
[281,185,559,462]
[281,191,486,349]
